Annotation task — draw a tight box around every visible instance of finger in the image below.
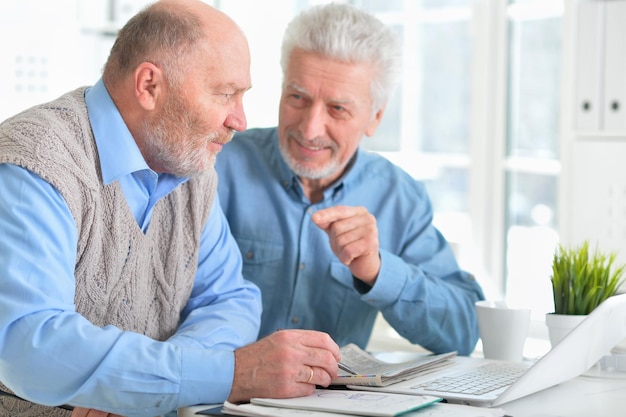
[318,209,373,241]
[332,223,372,251]
[293,330,341,360]
[302,365,314,384]
[303,365,336,388]
[304,365,337,388]
[312,206,360,228]
[71,408,87,417]
[275,330,341,381]
[71,409,113,417]
[306,350,340,382]
[327,219,378,264]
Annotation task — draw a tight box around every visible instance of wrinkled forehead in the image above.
[283,50,375,105]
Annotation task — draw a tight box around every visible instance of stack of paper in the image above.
[196,389,506,417]
[240,389,440,416]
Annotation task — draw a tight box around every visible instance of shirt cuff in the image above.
[178,347,234,407]
[359,250,409,308]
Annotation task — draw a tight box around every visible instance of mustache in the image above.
[209,128,236,146]
[289,131,333,149]
[194,128,234,148]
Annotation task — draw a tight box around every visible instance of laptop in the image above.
[349,293,626,407]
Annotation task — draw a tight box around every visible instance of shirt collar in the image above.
[85,78,153,186]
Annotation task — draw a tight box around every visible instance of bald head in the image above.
[103,0,247,89]
[155,0,242,40]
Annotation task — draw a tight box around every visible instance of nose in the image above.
[299,104,326,140]
[225,100,247,132]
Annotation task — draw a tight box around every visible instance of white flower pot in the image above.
[545,313,587,348]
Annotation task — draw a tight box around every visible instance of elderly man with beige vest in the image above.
[0,1,340,416]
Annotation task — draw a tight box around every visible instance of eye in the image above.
[286,93,307,108]
[289,93,305,103]
[213,91,235,102]
[329,104,350,119]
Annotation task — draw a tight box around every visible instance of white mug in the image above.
[475,300,531,361]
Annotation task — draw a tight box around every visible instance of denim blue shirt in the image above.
[0,79,261,415]
[216,127,484,355]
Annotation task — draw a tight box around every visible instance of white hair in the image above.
[280,3,403,112]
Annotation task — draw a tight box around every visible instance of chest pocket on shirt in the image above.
[235,237,284,289]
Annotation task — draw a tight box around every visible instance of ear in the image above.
[364,106,386,137]
[134,62,163,111]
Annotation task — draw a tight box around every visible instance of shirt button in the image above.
[291,317,300,324]
[245,251,254,260]
[299,263,305,270]
[307,207,314,215]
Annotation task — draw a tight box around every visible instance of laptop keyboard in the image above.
[410,363,527,395]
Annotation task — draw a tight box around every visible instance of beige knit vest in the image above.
[0,88,216,417]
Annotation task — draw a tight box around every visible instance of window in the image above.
[504,0,563,316]
[354,0,564,320]
[0,0,566,324]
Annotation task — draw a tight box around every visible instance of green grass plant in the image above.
[551,241,626,315]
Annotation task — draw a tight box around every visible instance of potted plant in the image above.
[547,240,626,346]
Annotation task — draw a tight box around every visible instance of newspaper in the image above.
[332,344,456,387]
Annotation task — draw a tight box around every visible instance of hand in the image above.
[71,407,124,417]
[228,329,340,402]
[312,206,381,285]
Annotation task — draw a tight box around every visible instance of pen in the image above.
[338,361,359,375]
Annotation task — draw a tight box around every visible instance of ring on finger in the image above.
[306,366,314,384]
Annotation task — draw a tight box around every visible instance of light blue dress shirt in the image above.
[216,127,485,356]
[0,79,261,416]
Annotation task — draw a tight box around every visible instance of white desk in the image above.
[178,372,626,417]
[502,374,626,416]
[178,337,626,417]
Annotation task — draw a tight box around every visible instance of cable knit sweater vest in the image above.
[0,88,216,417]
